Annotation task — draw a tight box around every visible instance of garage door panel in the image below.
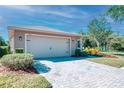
[30,36,51,58]
[27,35,70,58]
[50,39,69,57]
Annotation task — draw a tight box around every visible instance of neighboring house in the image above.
[8,26,82,59]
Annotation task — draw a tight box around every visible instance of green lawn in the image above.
[0,72,52,88]
[87,52,124,68]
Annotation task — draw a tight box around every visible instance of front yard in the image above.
[0,65,51,88]
[0,72,51,88]
[87,52,124,68]
[0,51,124,88]
[0,54,52,88]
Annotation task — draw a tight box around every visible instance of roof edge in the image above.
[8,26,81,37]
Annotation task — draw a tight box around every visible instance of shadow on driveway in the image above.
[33,60,51,73]
[33,56,100,74]
[39,56,100,63]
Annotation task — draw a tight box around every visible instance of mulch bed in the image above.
[96,53,118,58]
[72,53,118,58]
[0,66,37,74]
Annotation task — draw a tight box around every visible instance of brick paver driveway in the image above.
[33,57,124,88]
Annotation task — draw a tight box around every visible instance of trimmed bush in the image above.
[83,47,90,54]
[15,48,24,53]
[84,48,99,55]
[0,46,8,57]
[75,49,89,57]
[0,54,33,70]
[75,49,81,57]
[89,48,99,55]
[81,51,88,57]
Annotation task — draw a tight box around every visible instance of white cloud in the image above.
[36,6,90,19]
[3,5,90,19]
[45,10,73,18]
[3,5,34,12]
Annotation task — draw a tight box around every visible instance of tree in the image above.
[120,36,124,48]
[112,43,122,51]
[88,16,112,51]
[78,30,86,47]
[106,5,124,22]
[0,36,7,46]
[83,38,92,48]
[106,34,119,50]
[105,33,124,51]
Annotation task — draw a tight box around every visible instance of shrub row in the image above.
[75,49,88,57]
[0,54,33,70]
[112,43,124,52]
[15,48,24,53]
[84,48,99,55]
[0,47,24,58]
[75,48,100,57]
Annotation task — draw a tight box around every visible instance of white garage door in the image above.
[26,35,70,59]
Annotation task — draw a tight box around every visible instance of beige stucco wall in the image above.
[71,37,78,56]
[14,31,25,51]
[9,30,80,56]
[8,30,15,52]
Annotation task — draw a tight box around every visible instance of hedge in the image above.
[15,48,24,53]
[0,53,33,70]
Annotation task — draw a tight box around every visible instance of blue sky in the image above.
[0,5,124,40]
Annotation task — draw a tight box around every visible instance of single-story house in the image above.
[8,26,82,59]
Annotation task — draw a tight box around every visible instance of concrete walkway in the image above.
[33,57,124,88]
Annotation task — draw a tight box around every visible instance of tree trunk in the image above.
[94,38,100,49]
